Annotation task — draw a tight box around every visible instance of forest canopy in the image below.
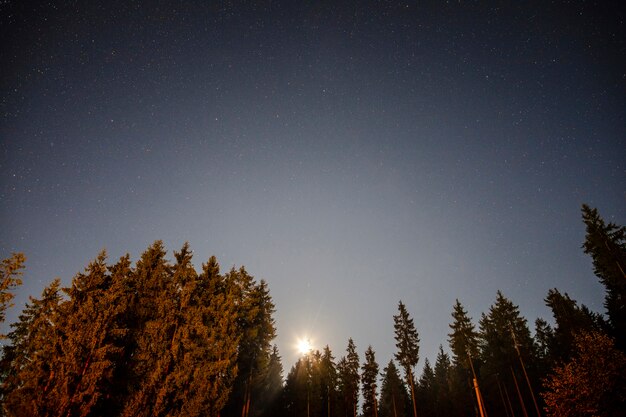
[0,204,624,417]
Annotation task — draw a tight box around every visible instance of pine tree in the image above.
[378,361,409,417]
[0,253,25,336]
[581,204,626,349]
[2,279,62,417]
[361,345,379,417]
[393,301,420,417]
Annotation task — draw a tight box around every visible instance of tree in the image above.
[361,345,379,417]
[378,361,409,417]
[581,204,626,350]
[544,288,601,363]
[479,291,538,417]
[542,331,626,417]
[337,339,360,417]
[393,301,420,417]
[222,269,277,417]
[51,251,131,417]
[433,347,452,417]
[0,253,25,336]
[417,359,435,417]
[257,345,284,417]
[319,345,338,417]
[447,300,480,417]
[448,299,480,369]
[2,279,62,417]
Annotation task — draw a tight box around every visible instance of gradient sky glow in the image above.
[1,1,624,371]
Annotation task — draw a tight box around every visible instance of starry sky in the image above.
[1,1,624,371]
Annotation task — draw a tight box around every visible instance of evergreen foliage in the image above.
[581,204,626,350]
[337,338,360,417]
[1,205,624,417]
[393,301,420,417]
[361,345,379,417]
[378,361,410,417]
[0,253,25,337]
[479,291,539,417]
[0,243,271,417]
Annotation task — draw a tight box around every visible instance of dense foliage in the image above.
[0,204,624,416]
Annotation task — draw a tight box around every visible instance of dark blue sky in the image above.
[1,1,624,370]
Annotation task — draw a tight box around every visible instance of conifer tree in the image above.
[544,288,601,362]
[337,339,360,417]
[581,204,626,349]
[50,251,131,417]
[479,291,537,417]
[223,268,277,417]
[378,361,409,417]
[121,241,174,417]
[447,300,479,417]
[2,279,62,417]
[417,359,435,416]
[0,253,25,336]
[258,345,284,417]
[319,345,338,417]
[361,345,379,417]
[433,347,452,417]
[393,301,419,417]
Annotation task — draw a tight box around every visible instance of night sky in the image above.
[1,1,624,371]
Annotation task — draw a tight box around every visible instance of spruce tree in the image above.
[337,339,360,417]
[447,300,479,417]
[51,251,130,417]
[433,347,453,417]
[0,253,25,336]
[361,345,379,417]
[258,345,284,417]
[479,291,538,417]
[319,345,338,417]
[393,301,419,417]
[121,242,174,417]
[417,359,435,417]
[2,279,62,417]
[581,204,626,349]
[544,288,600,362]
[378,361,409,417]
[223,268,277,417]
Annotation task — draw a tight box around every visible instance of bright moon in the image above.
[297,338,312,354]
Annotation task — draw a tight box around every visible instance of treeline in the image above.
[1,204,625,417]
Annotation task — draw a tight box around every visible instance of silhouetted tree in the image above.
[361,345,379,417]
[479,291,538,417]
[581,204,626,350]
[393,301,420,417]
[447,300,480,417]
[378,361,409,417]
[338,339,360,417]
